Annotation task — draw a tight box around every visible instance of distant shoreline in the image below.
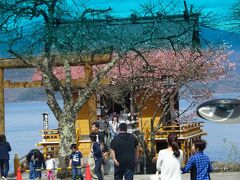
[5,100,63,104]
[212,162,240,172]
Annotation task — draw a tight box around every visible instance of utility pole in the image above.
[184,0,189,20]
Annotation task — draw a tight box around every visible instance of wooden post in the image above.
[88,95,97,127]
[0,69,4,134]
[43,146,47,159]
[14,154,20,175]
[85,65,97,128]
[84,64,93,85]
[184,140,189,164]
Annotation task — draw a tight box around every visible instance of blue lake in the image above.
[4,99,240,172]
[5,102,58,173]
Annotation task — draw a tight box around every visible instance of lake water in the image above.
[5,102,58,173]
[4,98,240,172]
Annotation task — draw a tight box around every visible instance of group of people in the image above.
[0,118,212,180]
[94,113,120,142]
[89,112,139,180]
[24,112,121,180]
[26,149,56,180]
[27,144,84,180]
[0,134,52,180]
[156,133,212,180]
[91,112,213,180]
[89,120,139,180]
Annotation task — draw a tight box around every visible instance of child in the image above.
[182,139,213,180]
[45,152,55,180]
[89,133,103,180]
[69,144,84,180]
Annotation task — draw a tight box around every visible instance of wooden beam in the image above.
[3,79,86,88]
[3,81,43,88]
[0,54,111,69]
[3,78,111,88]
[0,69,4,134]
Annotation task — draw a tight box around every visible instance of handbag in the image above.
[150,171,161,180]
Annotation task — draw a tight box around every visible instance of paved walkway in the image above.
[15,172,240,180]
[112,172,240,180]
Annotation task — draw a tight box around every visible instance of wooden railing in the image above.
[155,122,205,139]
[41,129,60,142]
[39,122,204,144]
[14,146,59,175]
[41,145,59,158]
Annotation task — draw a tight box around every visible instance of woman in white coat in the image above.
[156,133,183,180]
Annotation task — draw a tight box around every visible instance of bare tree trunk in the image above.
[134,132,157,174]
[150,125,156,157]
[57,113,76,179]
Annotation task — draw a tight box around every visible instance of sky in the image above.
[188,0,237,30]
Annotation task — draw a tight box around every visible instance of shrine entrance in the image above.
[0,54,111,134]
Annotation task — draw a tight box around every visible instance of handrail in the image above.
[18,147,45,162]
[14,146,59,175]
[40,129,59,132]
[154,122,203,137]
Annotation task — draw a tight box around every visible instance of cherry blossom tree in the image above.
[0,0,211,175]
[95,47,234,157]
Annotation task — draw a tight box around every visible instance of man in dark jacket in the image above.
[0,134,11,179]
[110,123,139,180]
[89,133,103,180]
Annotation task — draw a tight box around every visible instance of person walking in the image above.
[91,121,109,160]
[97,113,110,144]
[69,144,84,180]
[110,123,139,180]
[89,133,103,180]
[45,152,55,180]
[0,134,11,180]
[91,122,104,145]
[182,139,213,180]
[156,133,183,180]
[109,115,119,140]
